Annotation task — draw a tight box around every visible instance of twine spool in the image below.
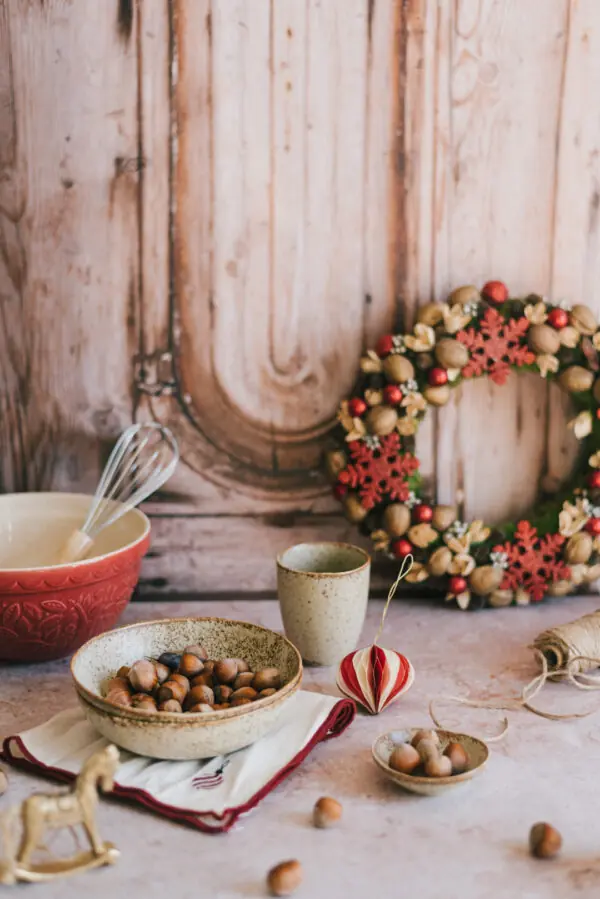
[429,607,600,739]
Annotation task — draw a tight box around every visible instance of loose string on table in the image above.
[429,608,600,740]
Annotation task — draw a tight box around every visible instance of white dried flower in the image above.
[490,551,509,569]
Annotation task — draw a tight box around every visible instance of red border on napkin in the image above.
[1,698,355,834]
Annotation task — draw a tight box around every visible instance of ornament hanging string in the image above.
[429,608,600,741]
[373,554,414,647]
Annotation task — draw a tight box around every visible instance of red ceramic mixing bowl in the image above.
[0,493,150,663]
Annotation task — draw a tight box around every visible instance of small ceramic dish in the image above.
[71,617,303,760]
[372,727,488,796]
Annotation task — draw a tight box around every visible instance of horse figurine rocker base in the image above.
[0,744,120,885]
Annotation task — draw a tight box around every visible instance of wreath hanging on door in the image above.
[326,281,600,610]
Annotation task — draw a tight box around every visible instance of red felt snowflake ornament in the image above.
[337,434,419,511]
[493,520,570,602]
[457,308,535,385]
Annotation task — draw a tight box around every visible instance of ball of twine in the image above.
[429,608,600,740]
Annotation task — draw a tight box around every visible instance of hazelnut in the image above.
[424,755,452,778]
[188,703,213,713]
[202,660,216,676]
[444,741,469,774]
[184,643,208,660]
[252,668,281,691]
[267,860,303,897]
[529,822,562,859]
[158,651,181,670]
[214,684,233,703]
[154,662,171,685]
[105,676,130,694]
[186,684,215,708]
[116,665,130,679]
[231,698,252,707]
[230,687,258,702]
[259,688,277,698]
[158,699,183,713]
[234,658,250,673]
[170,673,190,695]
[106,689,132,707]
[411,729,440,749]
[313,796,342,828]
[214,659,238,684]
[233,672,255,690]
[191,672,214,688]
[131,694,157,713]
[389,744,421,775]
[128,659,158,694]
[178,652,204,678]
[212,703,231,710]
[156,680,187,705]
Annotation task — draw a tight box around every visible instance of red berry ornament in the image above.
[333,483,347,500]
[348,397,367,417]
[391,538,413,558]
[547,308,569,330]
[482,280,508,305]
[588,470,600,490]
[448,576,468,595]
[376,334,395,357]
[413,504,433,524]
[383,385,403,405]
[585,517,600,537]
[428,367,448,387]
[596,408,600,420]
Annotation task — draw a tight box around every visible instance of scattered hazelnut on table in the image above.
[128,659,158,694]
[267,860,303,897]
[444,741,469,774]
[313,796,342,829]
[529,822,562,859]
[389,744,421,775]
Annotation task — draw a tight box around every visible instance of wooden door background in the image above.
[1,0,598,595]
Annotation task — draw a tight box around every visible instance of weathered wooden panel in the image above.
[3,0,600,595]
[0,0,139,493]
[404,0,580,526]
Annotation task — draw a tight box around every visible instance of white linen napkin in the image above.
[2,692,355,833]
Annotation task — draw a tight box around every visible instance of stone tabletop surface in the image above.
[3,595,600,898]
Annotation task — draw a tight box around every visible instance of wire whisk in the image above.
[57,423,179,564]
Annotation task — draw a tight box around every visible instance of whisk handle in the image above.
[57,530,94,564]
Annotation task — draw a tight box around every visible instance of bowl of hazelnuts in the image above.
[71,617,303,759]
[372,727,488,796]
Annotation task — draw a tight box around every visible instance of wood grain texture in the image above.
[0,0,139,493]
[403,0,582,526]
[3,0,600,594]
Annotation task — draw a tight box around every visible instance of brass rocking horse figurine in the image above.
[0,744,120,885]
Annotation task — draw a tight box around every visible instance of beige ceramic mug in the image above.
[276,542,371,666]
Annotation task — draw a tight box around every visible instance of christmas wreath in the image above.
[326,281,600,610]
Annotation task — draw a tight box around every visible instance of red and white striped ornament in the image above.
[336,555,415,715]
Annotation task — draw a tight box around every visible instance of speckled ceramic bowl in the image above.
[71,617,303,760]
[372,728,489,796]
